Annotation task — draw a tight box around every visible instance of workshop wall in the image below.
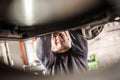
[88,22,120,68]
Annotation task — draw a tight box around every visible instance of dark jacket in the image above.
[36,30,88,75]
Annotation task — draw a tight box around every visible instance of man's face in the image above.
[51,31,71,53]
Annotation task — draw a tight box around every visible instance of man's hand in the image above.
[51,31,72,53]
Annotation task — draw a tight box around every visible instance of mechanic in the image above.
[36,30,88,75]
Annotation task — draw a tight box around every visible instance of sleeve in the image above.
[36,34,54,67]
[69,30,88,59]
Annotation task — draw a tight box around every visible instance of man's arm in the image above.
[70,29,88,59]
[36,34,52,66]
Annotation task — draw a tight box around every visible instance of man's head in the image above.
[51,31,72,53]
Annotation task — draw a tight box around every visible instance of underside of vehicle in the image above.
[0,0,120,40]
